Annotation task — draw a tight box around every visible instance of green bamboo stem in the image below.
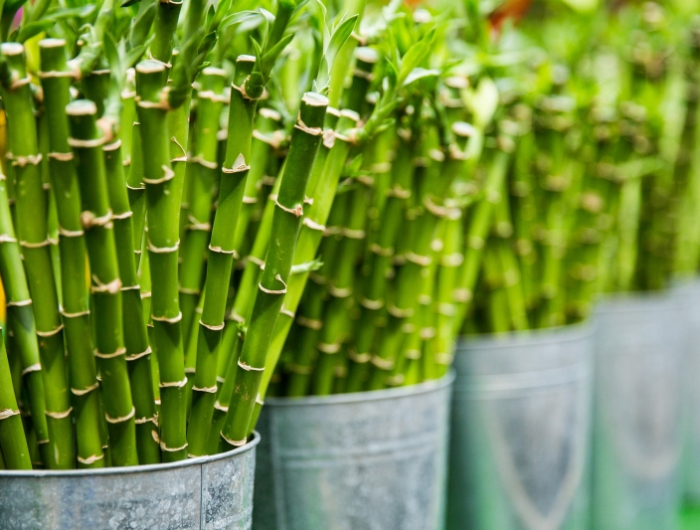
[1,42,74,470]
[103,140,160,465]
[0,156,51,469]
[220,92,328,449]
[187,57,259,457]
[39,39,105,469]
[135,60,188,462]
[345,129,415,392]
[67,99,139,467]
[249,109,358,421]
[0,330,31,469]
[179,67,228,347]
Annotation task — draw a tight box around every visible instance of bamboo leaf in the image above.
[129,2,156,49]
[402,67,439,87]
[315,14,357,91]
[397,29,435,86]
[16,20,55,43]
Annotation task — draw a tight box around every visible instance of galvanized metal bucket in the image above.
[252,374,454,530]
[447,323,593,530]
[592,291,686,530]
[675,278,700,506]
[0,432,259,530]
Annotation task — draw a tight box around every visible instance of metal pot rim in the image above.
[264,372,455,407]
[595,289,676,314]
[458,321,592,350]
[0,431,260,478]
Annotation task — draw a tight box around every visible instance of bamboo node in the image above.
[404,349,421,360]
[370,243,394,257]
[386,374,405,386]
[256,395,264,406]
[68,136,105,149]
[424,196,452,218]
[179,286,201,295]
[222,153,251,174]
[442,252,464,267]
[148,238,180,253]
[322,129,336,149]
[388,305,414,318]
[348,350,372,364]
[275,198,304,217]
[21,363,41,376]
[81,209,113,229]
[192,385,218,394]
[302,217,326,232]
[36,324,64,337]
[102,139,122,152]
[185,368,196,374]
[9,75,31,91]
[143,165,176,185]
[94,347,127,359]
[297,316,323,330]
[343,228,366,239]
[0,234,16,244]
[0,408,20,420]
[71,382,99,396]
[48,151,74,161]
[113,211,133,220]
[220,432,247,447]
[7,298,32,307]
[294,113,323,137]
[360,298,384,310]
[121,285,140,292]
[38,69,77,79]
[126,347,152,361]
[371,356,394,370]
[420,327,437,340]
[237,360,264,372]
[438,303,457,316]
[318,342,341,354]
[453,288,472,303]
[329,284,352,298]
[161,441,189,452]
[159,377,188,388]
[208,244,238,256]
[214,401,229,412]
[405,252,432,267]
[217,376,226,384]
[435,353,454,366]
[287,363,312,375]
[242,195,258,204]
[77,453,105,465]
[58,226,84,238]
[247,255,264,268]
[91,276,122,294]
[418,294,432,306]
[402,323,415,334]
[191,156,218,170]
[199,320,225,331]
[258,274,287,295]
[19,238,52,249]
[280,307,295,318]
[46,407,73,419]
[468,235,485,249]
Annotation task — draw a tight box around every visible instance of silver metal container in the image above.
[675,278,700,506]
[447,324,593,530]
[592,291,686,530]
[252,374,454,530]
[0,432,259,530]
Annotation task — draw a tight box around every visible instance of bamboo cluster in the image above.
[0,0,698,470]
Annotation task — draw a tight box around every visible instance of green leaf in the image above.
[17,19,56,43]
[397,28,435,86]
[103,31,121,75]
[469,77,499,128]
[121,0,140,8]
[220,11,265,32]
[402,67,439,87]
[261,31,294,73]
[48,4,96,20]
[124,38,152,68]
[315,14,357,91]
[129,1,156,49]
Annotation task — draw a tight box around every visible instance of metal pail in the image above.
[592,292,686,530]
[447,324,593,530]
[253,374,454,530]
[0,432,259,530]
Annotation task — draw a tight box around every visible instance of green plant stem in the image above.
[0,330,31,469]
[1,42,74,470]
[67,99,139,467]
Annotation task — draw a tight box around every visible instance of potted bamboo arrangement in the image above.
[0,0,364,525]
[589,5,691,530]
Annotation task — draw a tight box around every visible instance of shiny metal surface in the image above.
[592,292,686,530]
[253,374,454,530]
[0,432,259,530]
[676,279,700,505]
[448,324,593,530]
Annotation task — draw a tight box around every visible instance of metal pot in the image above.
[592,291,686,530]
[0,432,259,530]
[253,374,454,530]
[447,324,593,530]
